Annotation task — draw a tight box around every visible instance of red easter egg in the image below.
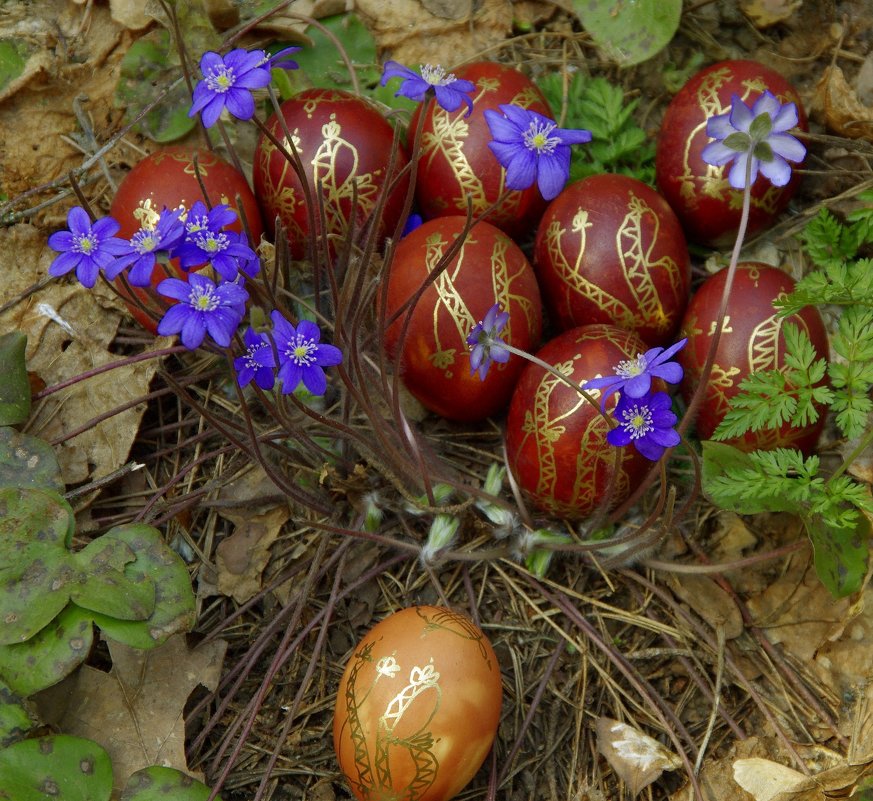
[505,325,654,519]
[410,62,552,237]
[677,263,829,452]
[110,146,264,333]
[384,216,542,421]
[656,60,807,248]
[254,88,409,260]
[533,174,691,346]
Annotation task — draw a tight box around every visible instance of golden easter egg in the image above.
[333,605,502,801]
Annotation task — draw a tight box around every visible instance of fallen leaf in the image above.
[739,0,802,28]
[43,635,226,792]
[595,717,683,797]
[814,65,873,142]
[0,225,166,486]
[356,0,510,68]
[215,505,290,603]
[745,550,850,663]
[110,0,155,30]
[0,0,128,200]
[734,756,873,801]
[669,573,744,639]
[733,758,807,801]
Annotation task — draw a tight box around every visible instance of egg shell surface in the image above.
[334,605,502,801]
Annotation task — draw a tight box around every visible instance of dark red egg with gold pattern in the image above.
[110,146,264,332]
[656,60,807,248]
[534,174,691,346]
[384,216,542,421]
[677,263,828,452]
[254,88,409,260]
[410,62,552,237]
[505,325,654,519]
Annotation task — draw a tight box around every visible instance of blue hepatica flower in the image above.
[484,104,592,201]
[156,272,248,349]
[106,207,185,286]
[48,206,128,289]
[271,310,343,396]
[189,47,300,128]
[380,61,475,116]
[607,390,681,461]
[584,338,687,410]
[174,201,257,281]
[701,91,806,190]
[466,303,510,381]
[234,327,276,390]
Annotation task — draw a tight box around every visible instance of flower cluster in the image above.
[701,91,806,190]
[233,312,343,395]
[584,340,687,461]
[381,61,591,202]
[48,203,259,350]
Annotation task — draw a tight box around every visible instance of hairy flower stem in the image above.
[608,158,754,525]
[679,159,754,437]
[500,342,613,427]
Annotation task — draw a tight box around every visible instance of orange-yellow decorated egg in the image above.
[334,605,502,801]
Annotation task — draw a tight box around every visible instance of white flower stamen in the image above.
[206,65,235,94]
[420,64,456,86]
[523,120,560,155]
[619,403,654,439]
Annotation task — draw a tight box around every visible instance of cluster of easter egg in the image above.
[105,59,833,801]
[110,59,828,528]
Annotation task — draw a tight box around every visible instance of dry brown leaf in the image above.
[669,574,743,639]
[595,717,683,797]
[215,506,291,603]
[109,0,155,29]
[739,0,802,28]
[745,551,850,663]
[734,756,873,801]
[0,225,165,485]
[814,65,873,142]
[733,758,808,801]
[47,635,226,791]
[356,0,511,68]
[0,0,127,201]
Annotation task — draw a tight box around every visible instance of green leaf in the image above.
[0,427,64,494]
[0,333,30,426]
[0,40,27,95]
[0,605,94,696]
[115,31,196,143]
[807,512,868,598]
[0,679,34,748]
[284,14,380,94]
[121,766,222,801]
[701,442,808,515]
[90,525,195,649]
[69,538,155,622]
[0,735,112,801]
[573,0,681,67]
[0,488,76,645]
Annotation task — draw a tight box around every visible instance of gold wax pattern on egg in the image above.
[421,77,541,218]
[334,606,502,801]
[678,67,798,214]
[421,230,537,379]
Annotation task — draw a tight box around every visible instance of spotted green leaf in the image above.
[90,524,194,649]
[122,766,222,801]
[573,0,681,67]
[0,427,64,494]
[0,735,112,801]
[0,605,94,696]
